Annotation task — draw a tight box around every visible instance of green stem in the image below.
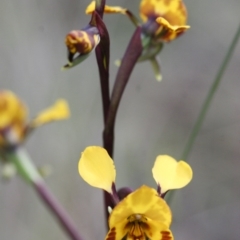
[6,147,41,183]
[167,24,240,205]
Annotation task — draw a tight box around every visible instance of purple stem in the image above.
[93,11,110,124]
[34,180,83,240]
[92,8,112,230]
[103,27,143,157]
[95,0,106,18]
[101,28,142,228]
[94,2,143,232]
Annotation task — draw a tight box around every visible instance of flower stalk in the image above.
[92,11,110,124]
[95,0,106,18]
[103,27,143,157]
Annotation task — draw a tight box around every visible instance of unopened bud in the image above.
[63,29,100,69]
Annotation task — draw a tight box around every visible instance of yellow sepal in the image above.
[152,155,193,193]
[78,146,116,193]
[86,1,127,15]
[30,99,70,127]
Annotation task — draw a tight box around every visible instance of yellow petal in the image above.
[86,1,127,14]
[78,146,116,193]
[109,185,172,229]
[152,155,193,193]
[139,0,188,26]
[155,17,190,42]
[31,99,70,127]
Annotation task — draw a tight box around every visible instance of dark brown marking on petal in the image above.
[106,227,116,240]
[160,230,172,240]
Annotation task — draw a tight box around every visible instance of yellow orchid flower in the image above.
[0,90,70,147]
[140,0,190,42]
[78,146,193,239]
[106,185,174,240]
[152,155,193,194]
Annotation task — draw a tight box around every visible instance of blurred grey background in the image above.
[0,0,240,239]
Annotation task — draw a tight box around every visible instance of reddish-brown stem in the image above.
[96,48,110,124]
[94,3,143,232]
[95,0,106,18]
[93,11,110,124]
[102,28,142,226]
[93,1,112,231]
[103,27,143,158]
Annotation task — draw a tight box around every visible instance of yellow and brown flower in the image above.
[86,0,190,42]
[0,90,70,148]
[66,30,100,58]
[84,0,190,81]
[78,146,193,240]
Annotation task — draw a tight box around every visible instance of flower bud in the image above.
[63,29,100,69]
